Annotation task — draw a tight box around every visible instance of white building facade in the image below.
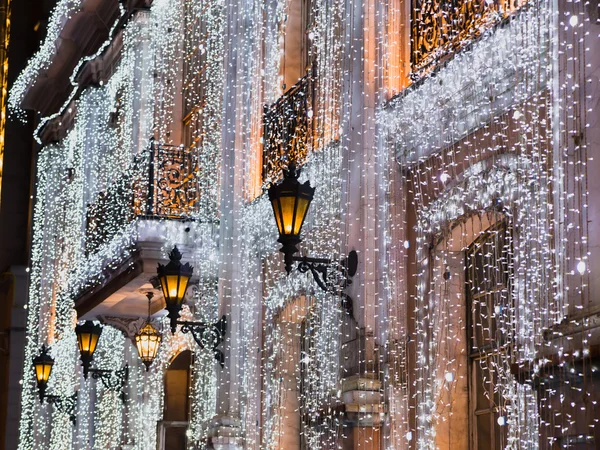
[7,0,600,448]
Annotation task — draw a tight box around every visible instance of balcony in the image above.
[387,3,548,165]
[262,75,313,185]
[76,141,219,320]
[85,141,218,255]
[411,0,528,79]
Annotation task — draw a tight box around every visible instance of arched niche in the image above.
[413,154,544,449]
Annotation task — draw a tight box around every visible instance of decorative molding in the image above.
[99,315,150,340]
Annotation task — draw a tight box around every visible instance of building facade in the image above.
[6,0,600,448]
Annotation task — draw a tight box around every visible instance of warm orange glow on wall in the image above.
[0,0,11,209]
[384,0,411,97]
[246,120,263,201]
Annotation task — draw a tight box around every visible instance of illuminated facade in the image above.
[7,0,600,449]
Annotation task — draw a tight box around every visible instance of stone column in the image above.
[276,321,302,450]
[338,0,390,447]
[209,0,264,448]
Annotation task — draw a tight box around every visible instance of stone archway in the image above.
[412,154,546,449]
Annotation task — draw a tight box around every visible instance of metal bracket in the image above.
[46,392,78,424]
[177,315,227,368]
[292,250,358,316]
[90,365,129,403]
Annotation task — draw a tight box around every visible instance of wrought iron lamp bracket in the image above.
[292,250,358,315]
[90,365,129,402]
[177,315,227,368]
[45,392,78,424]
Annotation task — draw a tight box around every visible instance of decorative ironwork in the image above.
[293,250,358,317]
[85,141,218,254]
[90,365,129,403]
[178,315,227,367]
[263,76,313,185]
[45,392,78,424]
[411,0,526,78]
[146,141,202,218]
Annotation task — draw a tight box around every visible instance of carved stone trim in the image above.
[99,315,161,340]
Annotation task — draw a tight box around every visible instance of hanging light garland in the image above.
[8,0,595,447]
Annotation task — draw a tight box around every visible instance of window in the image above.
[262,0,314,185]
[465,222,512,450]
[281,0,312,91]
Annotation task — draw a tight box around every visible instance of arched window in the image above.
[182,1,207,148]
[465,222,512,450]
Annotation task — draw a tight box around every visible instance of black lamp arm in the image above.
[292,250,357,293]
[90,365,129,402]
[177,315,227,368]
[45,392,78,424]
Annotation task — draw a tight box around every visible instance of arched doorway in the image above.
[158,350,192,449]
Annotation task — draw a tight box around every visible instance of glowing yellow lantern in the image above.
[135,293,162,370]
[157,246,193,333]
[75,320,102,379]
[268,163,315,273]
[33,346,54,401]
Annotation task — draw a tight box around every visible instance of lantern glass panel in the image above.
[160,273,190,304]
[77,330,100,355]
[293,196,310,235]
[272,194,310,237]
[135,323,162,366]
[34,360,52,384]
[279,196,297,235]
[272,198,284,235]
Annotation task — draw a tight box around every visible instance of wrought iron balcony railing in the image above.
[85,141,218,255]
[263,75,313,185]
[142,142,205,219]
[411,0,528,80]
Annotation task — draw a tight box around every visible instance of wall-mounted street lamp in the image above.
[134,292,162,371]
[157,246,193,333]
[74,320,102,379]
[33,346,77,424]
[268,164,357,295]
[75,321,128,401]
[156,247,227,367]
